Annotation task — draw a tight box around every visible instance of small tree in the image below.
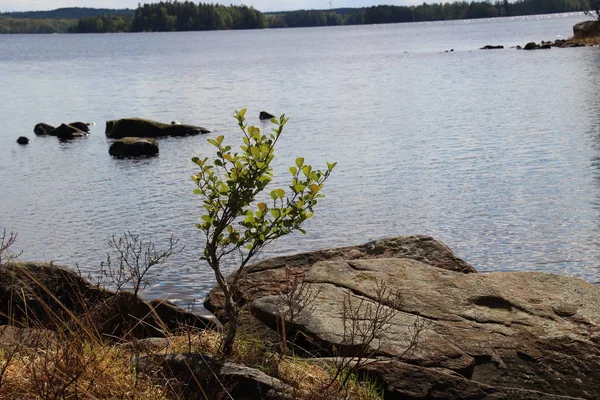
[191,109,336,357]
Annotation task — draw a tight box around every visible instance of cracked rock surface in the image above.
[205,236,600,399]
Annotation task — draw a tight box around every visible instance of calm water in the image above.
[1,13,600,307]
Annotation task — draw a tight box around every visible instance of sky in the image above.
[0,0,424,13]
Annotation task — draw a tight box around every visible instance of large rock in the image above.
[33,123,55,136]
[136,353,292,399]
[109,137,159,157]
[105,118,211,139]
[250,256,600,398]
[204,235,475,324]
[0,262,215,339]
[573,20,600,39]
[50,123,89,140]
[358,359,583,399]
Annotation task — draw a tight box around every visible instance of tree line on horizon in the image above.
[0,0,593,34]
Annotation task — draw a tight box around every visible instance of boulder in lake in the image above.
[480,45,504,50]
[16,136,30,145]
[105,118,211,139]
[259,111,275,121]
[33,123,55,136]
[109,137,159,157]
[67,122,91,132]
[51,123,89,139]
[573,20,600,39]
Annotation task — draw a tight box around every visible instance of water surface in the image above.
[1,13,600,306]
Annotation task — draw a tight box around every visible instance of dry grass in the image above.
[0,330,169,400]
[0,229,382,399]
[0,324,383,400]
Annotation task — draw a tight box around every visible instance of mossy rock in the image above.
[105,118,211,139]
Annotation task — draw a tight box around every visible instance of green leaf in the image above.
[293,184,306,193]
[295,157,304,168]
[327,161,337,170]
[289,166,298,176]
[274,188,285,199]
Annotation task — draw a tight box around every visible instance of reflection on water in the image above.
[1,13,600,307]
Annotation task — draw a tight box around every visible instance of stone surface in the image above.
[250,256,600,398]
[33,122,55,136]
[358,359,583,400]
[204,235,476,324]
[109,137,159,157]
[136,353,292,399]
[0,325,55,348]
[105,118,211,139]
[67,122,91,132]
[51,123,89,139]
[0,262,215,339]
[573,20,600,38]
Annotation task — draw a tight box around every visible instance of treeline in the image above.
[0,0,593,34]
[1,7,134,20]
[129,2,264,31]
[71,0,592,33]
[0,17,75,33]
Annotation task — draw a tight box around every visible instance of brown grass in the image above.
[0,325,382,400]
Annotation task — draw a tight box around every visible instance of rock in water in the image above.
[573,20,600,38]
[480,45,504,50]
[109,137,159,157]
[259,111,275,121]
[16,136,30,145]
[524,42,540,50]
[33,123,55,136]
[67,122,91,132]
[105,118,210,139]
[50,124,88,139]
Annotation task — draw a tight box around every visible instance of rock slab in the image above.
[105,118,211,139]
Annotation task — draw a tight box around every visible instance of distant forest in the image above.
[0,0,593,34]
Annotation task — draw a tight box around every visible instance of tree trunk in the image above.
[221,298,238,357]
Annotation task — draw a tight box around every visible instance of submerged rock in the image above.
[480,45,504,50]
[33,123,55,136]
[105,118,210,139]
[109,137,159,157]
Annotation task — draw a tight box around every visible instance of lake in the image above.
[1,12,600,307]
